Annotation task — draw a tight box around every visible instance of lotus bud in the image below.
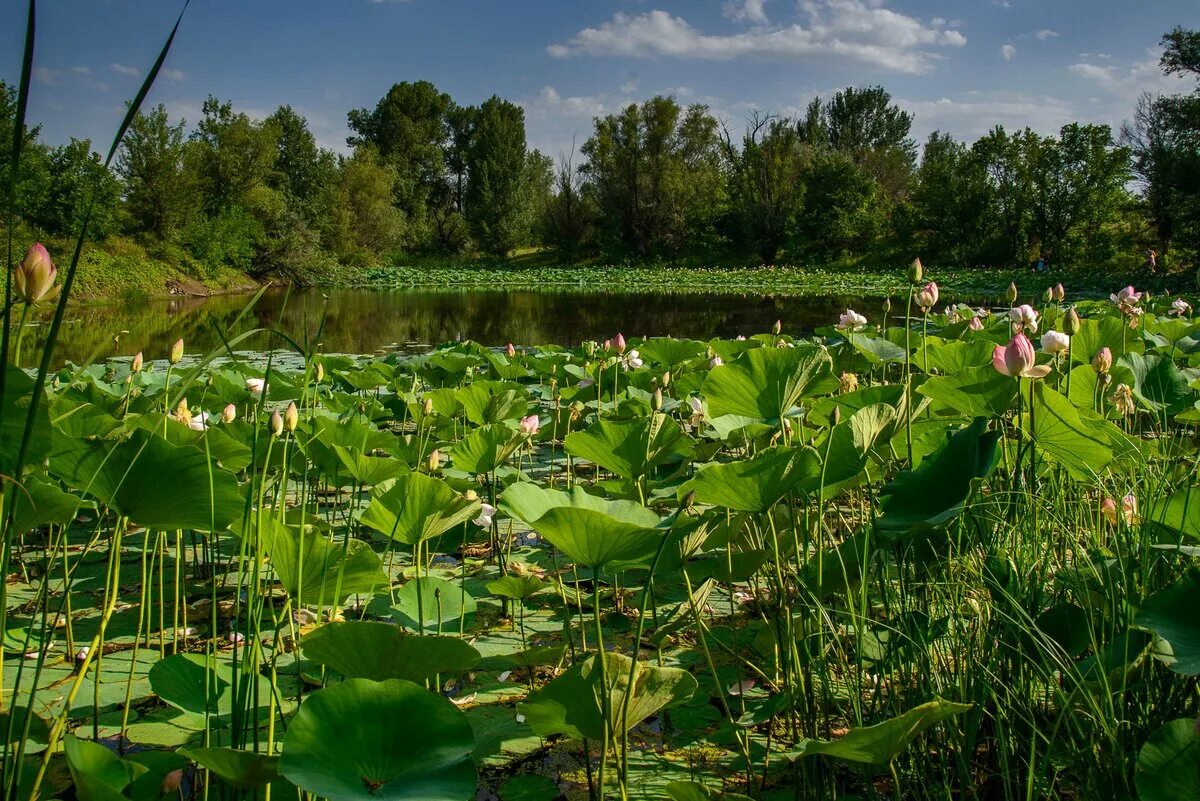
[283,401,298,432]
[1006,282,1018,305]
[907,257,923,284]
[518,414,540,436]
[916,282,939,311]
[969,316,984,332]
[883,297,892,313]
[1042,287,1053,303]
[315,362,324,383]
[652,387,663,411]
[661,370,671,388]
[427,449,441,472]
[15,243,56,304]
[269,410,283,437]
[505,342,516,358]
[75,646,90,662]
[772,319,782,335]
[709,355,723,368]
[583,340,596,357]
[162,770,184,795]
[1091,347,1112,375]
[169,338,184,365]
[1053,283,1065,302]
[221,403,237,424]
[831,406,842,427]
[1064,307,1081,336]
[130,351,143,373]
[422,397,434,416]
[614,333,627,354]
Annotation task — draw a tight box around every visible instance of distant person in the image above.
[1146,248,1158,273]
[1035,255,1046,273]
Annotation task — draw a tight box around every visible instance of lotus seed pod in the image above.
[169,338,184,365]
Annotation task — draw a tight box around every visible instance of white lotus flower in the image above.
[245,378,268,398]
[473,503,497,529]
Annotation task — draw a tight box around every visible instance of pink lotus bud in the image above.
[1053,283,1065,302]
[161,769,184,795]
[519,414,540,436]
[269,410,283,437]
[992,333,1050,379]
[917,282,939,310]
[505,343,516,358]
[968,316,984,332]
[15,243,57,303]
[131,351,143,373]
[221,403,236,423]
[709,355,723,368]
[1091,347,1112,375]
[283,401,299,432]
[614,333,627,354]
[169,338,184,365]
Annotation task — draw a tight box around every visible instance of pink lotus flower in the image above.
[968,316,984,332]
[473,503,497,528]
[505,342,516,358]
[519,414,540,436]
[1102,494,1139,525]
[992,333,1051,379]
[1110,286,1143,314]
[245,378,268,398]
[15,243,56,304]
[916,282,939,311]
[613,333,627,354]
[1171,298,1192,316]
[837,309,867,330]
[708,355,723,368]
[1052,283,1065,302]
[1008,304,1039,334]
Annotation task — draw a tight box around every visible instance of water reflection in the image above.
[30,288,895,363]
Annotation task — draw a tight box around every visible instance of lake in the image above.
[30,287,896,364]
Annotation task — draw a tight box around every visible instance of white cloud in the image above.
[724,0,769,25]
[1034,29,1059,41]
[1069,50,1192,102]
[70,65,91,75]
[900,92,1080,143]
[548,2,966,74]
[33,67,61,86]
[1000,44,1016,62]
[620,78,639,94]
[162,68,185,82]
[110,63,140,77]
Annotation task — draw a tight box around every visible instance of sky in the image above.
[4,0,1197,162]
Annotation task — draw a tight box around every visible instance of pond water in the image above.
[31,287,896,364]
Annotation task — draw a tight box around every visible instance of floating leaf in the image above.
[784,698,971,766]
[302,621,480,682]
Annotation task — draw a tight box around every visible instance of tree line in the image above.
[2,26,1197,281]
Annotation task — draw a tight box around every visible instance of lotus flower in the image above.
[473,503,496,529]
[992,333,1050,379]
[1040,330,1070,356]
[621,349,643,370]
[131,351,143,373]
[222,403,237,423]
[246,378,268,398]
[15,243,56,304]
[1092,347,1112,374]
[1110,383,1136,416]
[269,410,283,437]
[839,372,858,393]
[505,343,516,358]
[1171,298,1192,316]
[968,316,984,332]
[519,414,540,436]
[1101,494,1139,525]
[613,333,627,354]
[1110,286,1143,315]
[1009,304,1039,334]
[708,355,723,368]
[916,282,939,311]
[188,411,212,432]
[687,396,705,428]
[837,309,867,331]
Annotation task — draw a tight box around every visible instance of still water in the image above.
[32,287,892,364]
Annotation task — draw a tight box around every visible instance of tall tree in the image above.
[116,104,192,238]
[189,96,278,212]
[724,112,808,265]
[463,97,533,256]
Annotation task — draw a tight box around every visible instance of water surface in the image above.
[32,287,893,364]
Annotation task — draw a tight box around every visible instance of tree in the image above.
[724,112,808,265]
[908,131,994,265]
[322,146,406,261]
[266,105,335,207]
[188,96,278,213]
[463,97,534,256]
[542,147,594,259]
[34,139,121,239]
[794,150,888,260]
[0,80,51,222]
[116,104,192,238]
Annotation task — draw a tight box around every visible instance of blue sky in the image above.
[5,0,1197,161]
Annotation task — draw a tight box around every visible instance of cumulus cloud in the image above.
[900,92,1080,143]
[110,63,140,77]
[1000,44,1016,62]
[1069,50,1192,103]
[33,67,61,86]
[1034,29,1059,41]
[162,68,185,82]
[724,0,769,25]
[548,2,966,74]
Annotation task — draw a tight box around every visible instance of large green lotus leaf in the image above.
[259,517,387,606]
[486,575,551,600]
[392,576,478,633]
[49,428,243,531]
[1120,352,1195,415]
[311,414,397,454]
[564,414,693,479]
[1134,569,1200,675]
[1146,489,1200,542]
[64,734,146,801]
[1070,315,1143,363]
[808,384,905,426]
[8,475,86,535]
[0,703,50,750]
[302,621,480,682]
[123,413,253,472]
[1066,363,1136,412]
[681,446,822,512]
[501,482,659,527]
[457,381,529,426]
[179,747,280,789]
[701,345,836,423]
[664,782,754,801]
[1136,718,1200,801]
[1024,384,1113,481]
[451,423,521,474]
[923,339,996,374]
[359,472,480,546]
[333,446,409,486]
[845,332,906,365]
[785,698,971,766]
[918,365,1019,418]
[280,679,476,801]
[1,366,51,476]
[518,652,696,741]
[635,337,707,367]
[876,418,1000,537]
[149,653,229,716]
